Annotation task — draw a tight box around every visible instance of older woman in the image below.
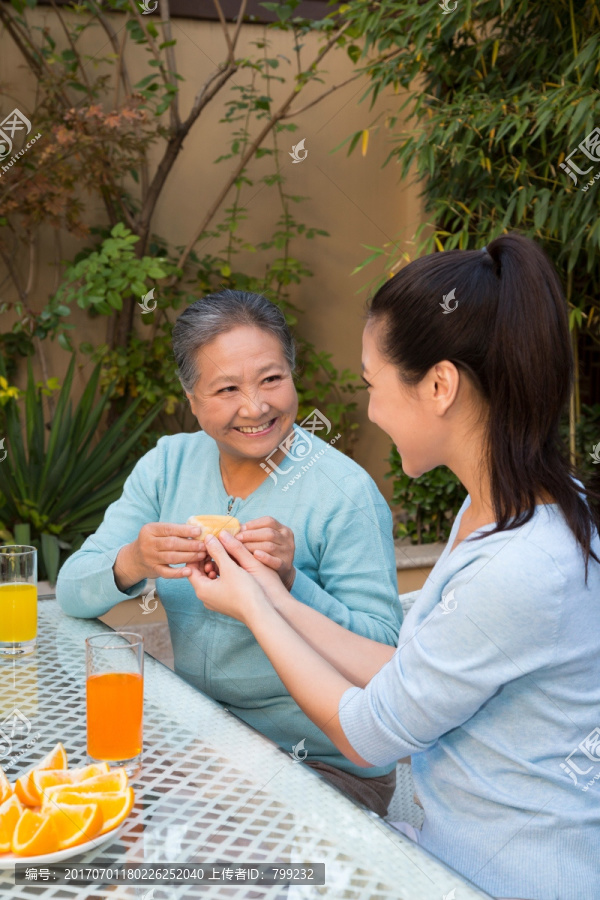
[56,289,402,816]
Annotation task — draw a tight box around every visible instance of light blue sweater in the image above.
[56,425,402,778]
[339,496,600,899]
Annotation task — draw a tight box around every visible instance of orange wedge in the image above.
[0,794,23,852]
[33,762,110,800]
[39,742,68,770]
[14,742,68,807]
[43,786,134,835]
[44,767,129,800]
[11,809,59,856]
[0,768,13,805]
[46,801,103,849]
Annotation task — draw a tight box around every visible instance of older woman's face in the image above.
[185,325,298,460]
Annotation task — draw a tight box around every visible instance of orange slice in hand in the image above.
[46,802,103,850]
[0,794,23,852]
[11,809,59,856]
[0,769,13,805]
[14,742,68,807]
[43,786,134,835]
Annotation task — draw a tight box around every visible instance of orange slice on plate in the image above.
[11,809,59,856]
[44,767,129,800]
[46,801,103,850]
[0,768,13,805]
[0,794,23,852]
[43,786,134,835]
[14,742,68,807]
[33,762,110,801]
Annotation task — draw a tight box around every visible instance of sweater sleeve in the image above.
[290,470,402,645]
[55,443,164,618]
[339,541,564,766]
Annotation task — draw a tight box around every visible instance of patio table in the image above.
[0,598,493,899]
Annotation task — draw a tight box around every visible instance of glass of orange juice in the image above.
[85,632,144,777]
[0,545,37,657]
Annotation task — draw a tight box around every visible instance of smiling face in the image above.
[185,325,298,461]
[362,318,460,478]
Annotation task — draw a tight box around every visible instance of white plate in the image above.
[0,822,125,868]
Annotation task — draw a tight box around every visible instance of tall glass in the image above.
[0,545,37,657]
[86,632,144,777]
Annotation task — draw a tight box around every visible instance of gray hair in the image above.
[172,289,296,394]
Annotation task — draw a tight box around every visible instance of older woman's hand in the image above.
[236,517,296,590]
[113,523,208,590]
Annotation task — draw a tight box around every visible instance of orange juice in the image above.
[0,583,37,642]
[86,672,143,761]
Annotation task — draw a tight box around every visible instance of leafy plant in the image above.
[0,355,162,584]
[387,447,467,544]
[0,0,377,456]
[388,404,600,544]
[334,0,600,531]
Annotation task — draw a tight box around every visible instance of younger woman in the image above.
[186,235,600,900]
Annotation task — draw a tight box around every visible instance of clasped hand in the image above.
[186,530,283,626]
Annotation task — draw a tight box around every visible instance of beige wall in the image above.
[0,11,424,501]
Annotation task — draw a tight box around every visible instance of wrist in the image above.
[114,543,145,591]
[244,586,273,630]
[271,578,294,614]
[283,566,296,593]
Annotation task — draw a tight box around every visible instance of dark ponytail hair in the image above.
[367,232,600,582]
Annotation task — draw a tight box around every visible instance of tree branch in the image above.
[49,0,92,92]
[91,2,133,98]
[160,0,180,128]
[280,70,364,118]
[135,63,238,250]
[230,0,249,57]
[176,20,352,272]
[0,6,71,106]
[212,0,234,60]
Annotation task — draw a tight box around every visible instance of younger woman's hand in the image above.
[237,516,296,590]
[186,534,269,626]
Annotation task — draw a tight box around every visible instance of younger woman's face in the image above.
[361,319,454,478]
[186,325,298,461]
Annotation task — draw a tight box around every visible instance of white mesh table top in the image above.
[0,600,492,899]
